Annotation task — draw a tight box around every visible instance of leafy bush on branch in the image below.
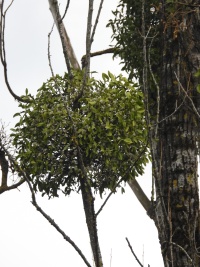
[11,70,149,197]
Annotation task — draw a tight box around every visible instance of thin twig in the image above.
[48,23,55,77]
[125,238,143,267]
[96,143,150,217]
[174,71,200,120]
[163,241,195,267]
[1,142,92,267]
[148,32,159,137]
[61,0,70,21]
[90,0,104,44]
[95,177,123,217]
[0,0,27,102]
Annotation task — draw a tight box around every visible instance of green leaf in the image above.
[194,70,200,77]
[123,138,133,144]
[102,73,109,81]
[105,121,112,129]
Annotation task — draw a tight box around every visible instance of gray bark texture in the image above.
[150,1,200,266]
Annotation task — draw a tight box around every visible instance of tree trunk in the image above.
[80,177,103,267]
[151,2,200,266]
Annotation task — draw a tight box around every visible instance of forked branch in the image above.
[48,0,80,71]
[1,142,92,267]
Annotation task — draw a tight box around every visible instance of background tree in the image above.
[110,0,200,266]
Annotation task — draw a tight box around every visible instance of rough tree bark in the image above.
[149,1,200,266]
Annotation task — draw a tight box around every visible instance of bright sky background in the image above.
[0,1,164,266]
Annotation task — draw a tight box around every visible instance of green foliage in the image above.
[11,70,148,197]
[107,0,162,80]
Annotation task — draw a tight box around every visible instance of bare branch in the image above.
[1,143,92,267]
[48,23,55,77]
[95,177,123,218]
[96,141,150,217]
[90,0,104,44]
[28,181,92,267]
[84,0,94,73]
[0,0,27,102]
[48,0,80,71]
[61,0,70,21]
[0,178,25,194]
[128,178,151,213]
[96,175,151,218]
[125,237,143,267]
[148,32,159,137]
[81,48,114,68]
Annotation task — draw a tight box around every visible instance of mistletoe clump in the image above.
[11,70,148,197]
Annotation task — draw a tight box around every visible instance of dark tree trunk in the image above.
[80,177,103,267]
[151,1,200,266]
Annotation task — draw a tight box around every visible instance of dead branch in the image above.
[48,23,55,77]
[90,0,104,44]
[61,0,70,21]
[0,0,27,102]
[81,48,114,68]
[1,142,92,267]
[28,179,92,267]
[125,237,143,267]
[48,0,80,71]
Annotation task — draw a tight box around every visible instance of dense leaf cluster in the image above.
[12,70,148,197]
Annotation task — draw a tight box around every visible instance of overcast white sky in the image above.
[0,1,164,266]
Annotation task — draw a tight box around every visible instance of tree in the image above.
[0,1,151,267]
[2,0,199,266]
[110,0,200,266]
